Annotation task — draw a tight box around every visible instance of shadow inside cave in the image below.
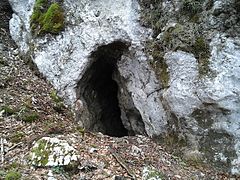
[77,41,131,137]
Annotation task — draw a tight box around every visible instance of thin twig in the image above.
[110,148,136,179]
[0,138,4,163]
[7,142,23,152]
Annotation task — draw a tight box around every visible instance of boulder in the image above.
[30,137,79,167]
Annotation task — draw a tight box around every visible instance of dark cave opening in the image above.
[78,41,130,137]
[0,0,13,29]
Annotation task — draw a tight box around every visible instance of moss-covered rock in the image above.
[30,137,79,167]
[142,166,166,180]
[30,0,64,35]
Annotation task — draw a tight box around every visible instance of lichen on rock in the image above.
[142,166,166,180]
[30,137,79,167]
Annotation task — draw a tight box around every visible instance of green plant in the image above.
[21,111,39,123]
[50,90,65,112]
[52,166,65,174]
[9,132,25,143]
[0,106,17,116]
[50,90,62,103]
[5,170,21,180]
[30,0,64,35]
[31,139,50,166]
[18,106,39,123]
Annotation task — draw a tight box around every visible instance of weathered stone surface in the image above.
[9,0,167,138]
[9,0,240,175]
[139,0,240,175]
[142,166,165,180]
[30,137,79,167]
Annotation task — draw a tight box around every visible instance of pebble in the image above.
[89,147,98,153]
[174,175,182,179]
[47,170,56,180]
[12,49,19,56]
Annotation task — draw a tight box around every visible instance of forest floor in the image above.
[0,3,237,180]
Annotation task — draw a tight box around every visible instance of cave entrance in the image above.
[77,41,131,137]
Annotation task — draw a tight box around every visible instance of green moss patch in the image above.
[181,0,204,16]
[17,106,40,123]
[192,37,211,76]
[50,90,65,112]
[151,53,169,88]
[31,139,51,166]
[0,105,18,116]
[9,132,25,143]
[142,166,167,180]
[5,170,21,180]
[30,0,64,35]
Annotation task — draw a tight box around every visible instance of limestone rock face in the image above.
[139,0,240,175]
[9,0,167,137]
[9,0,240,175]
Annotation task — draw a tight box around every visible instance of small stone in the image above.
[79,161,97,172]
[47,170,56,180]
[89,147,98,153]
[12,49,19,56]
[174,175,181,179]
[131,145,142,156]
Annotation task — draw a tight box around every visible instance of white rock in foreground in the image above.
[30,137,79,167]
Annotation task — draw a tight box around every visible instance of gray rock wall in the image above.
[9,0,167,137]
[139,0,240,174]
[8,0,240,175]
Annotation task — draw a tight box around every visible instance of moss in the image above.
[5,171,21,180]
[50,90,65,112]
[0,105,17,116]
[138,1,163,36]
[9,132,25,143]
[181,0,203,16]
[147,41,169,88]
[31,139,50,166]
[200,129,237,171]
[144,167,167,180]
[192,37,211,76]
[21,111,39,123]
[30,0,64,35]
[161,24,211,77]
[41,3,64,33]
[50,90,62,103]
